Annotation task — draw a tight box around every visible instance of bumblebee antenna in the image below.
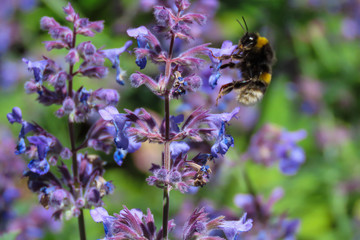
[242,16,248,33]
[236,19,245,32]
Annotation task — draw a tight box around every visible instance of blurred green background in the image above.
[1,0,360,239]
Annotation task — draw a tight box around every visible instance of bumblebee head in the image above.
[236,17,258,50]
[240,33,258,49]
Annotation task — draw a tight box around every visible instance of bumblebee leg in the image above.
[219,62,236,69]
[216,82,235,105]
[209,51,232,61]
[231,54,243,61]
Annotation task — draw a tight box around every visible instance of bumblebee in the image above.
[213,17,275,105]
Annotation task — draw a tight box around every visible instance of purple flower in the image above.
[100,40,133,85]
[90,206,175,239]
[246,124,307,175]
[99,106,141,164]
[22,58,48,84]
[80,66,108,79]
[208,40,237,59]
[65,48,79,65]
[170,141,190,159]
[40,16,60,31]
[220,213,253,239]
[208,61,222,89]
[27,135,52,175]
[211,121,234,158]
[207,40,237,88]
[182,207,224,240]
[43,40,68,51]
[93,88,119,106]
[129,72,161,94]
[7,107,22,124]
[62,97,75,114]
[153,3,206,40]
[63,2,77,22]
[127,26,161,69]
[99,106,129,149]
[277,144,305,176]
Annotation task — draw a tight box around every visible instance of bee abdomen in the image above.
[259,72,272,85]
[235,81,266,105]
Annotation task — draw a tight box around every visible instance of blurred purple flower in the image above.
[220,213,253,239]
[245,124,307,175]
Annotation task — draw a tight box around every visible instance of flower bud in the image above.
[24,81,38,94]
[63,97,75,114]
[72,207,81,218]
[154,168,168,181]
[48,156,58,166]
[169,171,182,184]
[55,107,65,118]
[65,49,79,65]
[40,16,60,30]
[86,188,101,207]
[75,197,85,208]
[60,148,72,159]
[55,71,67,88]
[49,189,68,208]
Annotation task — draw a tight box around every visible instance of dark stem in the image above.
[162,33,176,240]
[78,209,86,240]
[67,24,87,240]
[242,169,267,224]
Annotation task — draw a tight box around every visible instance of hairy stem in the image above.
[68,25,87,240]
[162,33,175,240]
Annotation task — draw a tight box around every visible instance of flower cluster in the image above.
[244,123,307,175]
[0,127,62,239]
[7,107,70,174]
[91,205,252,240]
[23,2,131,123]
[8,206,62,240]
[6,3,134,225]
[90,206,175,240]
[25,153,113,220]
[92,0,246,239]
[147,150,214,192]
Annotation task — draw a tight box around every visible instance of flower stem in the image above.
[242,169,266,224]
[78,209,86,240]
[68,25,87,240]
[162,33,175,240]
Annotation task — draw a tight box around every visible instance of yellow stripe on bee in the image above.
[255,36,269,49]
[260,72,272,84]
